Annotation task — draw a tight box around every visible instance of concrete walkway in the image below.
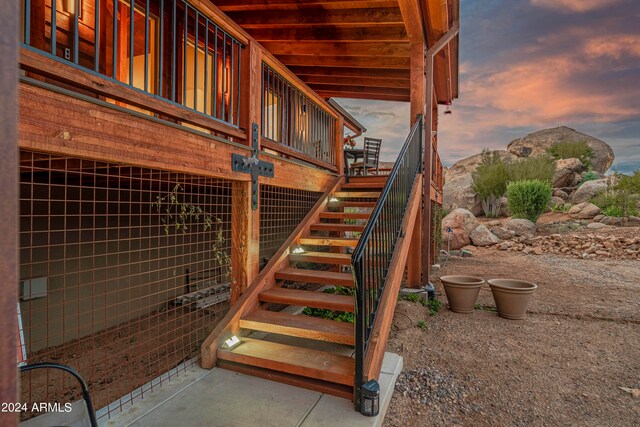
[104,353,402,427]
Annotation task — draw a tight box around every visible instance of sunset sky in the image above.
[339,0,640,173]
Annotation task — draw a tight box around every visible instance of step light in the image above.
[223,335,241,350]
[329,197,339,203]
[292,246,305,254]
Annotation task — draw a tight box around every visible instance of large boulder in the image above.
[470,225,501,246]
[490,226,516,240]
[568,202,601,219]
[507,126,614,173]
[443,150,517,216]
[571,179,608,203]
[552,158,585,188]
[441,209,480,250]
[504,218,537,237]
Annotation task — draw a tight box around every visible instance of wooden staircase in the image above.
[203,176,386,399]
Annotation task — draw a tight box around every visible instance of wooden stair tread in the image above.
[340,182,385,189]
[217,338,354,386]
[319,212,370,220]
[310,223,365,232]
[240,310,354,345]
[334,191,380,198]
[331,201,376,208]
[299,237,360,247]
[290,251,352,265]
[259,288,355,312]
[275,267,354,287]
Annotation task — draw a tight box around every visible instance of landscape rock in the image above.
[601,216,622,226]
[549,196,566,209]
[506,126,615,173]
[572,179,608,203]
[490,226,516,240]
[628,216,640,225]
[594,215,605,222]
[587,222,608,229]
[568,202,601,219]
[443,150,517,216]
[470,225,501,246]
[498,196,509,217]
[553,189,570,200]
[504,218,537,237]
[441,209,480,250]
[553,158,585,188]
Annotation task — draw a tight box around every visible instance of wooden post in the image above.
[406,180,422,288]
[421,55,434,287]
[230,40,263,303]
[336,116,345,176]
[0,0,19,423]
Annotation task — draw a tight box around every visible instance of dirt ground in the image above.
[384,239,640,426]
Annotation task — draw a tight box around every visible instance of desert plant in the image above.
[579,171,600,186]
[591,191,638,218]
[506,155,556,183]
[548,140,593,169]
[417,320,427,330]
[616,170,640,193]
[423,298,442,316]
[303,286,355,323]
[506,180,552,222]
[472,150,510,217]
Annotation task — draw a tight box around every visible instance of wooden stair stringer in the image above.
[362,174,423,382]
[200,176,344,369]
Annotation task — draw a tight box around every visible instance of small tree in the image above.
[472,151,509,217]
[591,170,640,218]
[506,155,555,183]
[507,180,552,222]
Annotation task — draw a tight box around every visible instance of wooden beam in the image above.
[247,26,408,42]
[426,21,460,57]
[315,91,409,102]
[217,0,395,11]
[409,41,426,122]
[226,8,404,28]
[310,84,409,97]
[421,54,434,287]
[276,55,410,69]
[201,178,343,368]
[406,205,422,288]
[231,181,259,304]
[398,0,425,42]
[260,41,410,57]
[301,75,410,89]
[290,66,410,79]
[19,82,335,193]
[0,0,18,423]
[364,174,422,381]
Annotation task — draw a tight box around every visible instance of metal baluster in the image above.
[144,0,149,92]
[171,0,176,101]
[193,12,198,111]
[203,20,208,114]
[112,0,118,78]
[94,0,100,72]
[73,0,79,63]
[51,0,57,55]
[158,0,163,97]
[25,0,31,45]
[182,3,187,106]
[221,33,226,121]
[236,43,242,125]
[213,26,218,118]
[129,0,134,85]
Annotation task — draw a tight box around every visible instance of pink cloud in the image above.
[530,0,625,13]
[583,34,640,59]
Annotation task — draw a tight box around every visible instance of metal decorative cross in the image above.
[231,123,274,210]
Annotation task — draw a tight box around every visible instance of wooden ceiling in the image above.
[213,0,458,104]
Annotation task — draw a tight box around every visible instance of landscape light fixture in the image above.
[360,380,380,416]
[329,197,339,203]
[292,246,305,254]
[223,335,241,349]
[444,101,452,115]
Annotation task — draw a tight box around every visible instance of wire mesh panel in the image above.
[18,150,233,421]
[258,184,322,270]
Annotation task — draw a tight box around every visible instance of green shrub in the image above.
[302,287,355,323]
[548,140,593,169]
[591,191,639,218]
[616,170,640,193]
[579,171,600,186]
[472,151,510,217]
[506,180,552,222]
[506,155,556,183]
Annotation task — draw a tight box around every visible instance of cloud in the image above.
[530,0,625,13]
[583,34,640,59]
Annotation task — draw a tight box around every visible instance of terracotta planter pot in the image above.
[440,275,485,314]
[488,279,538,320]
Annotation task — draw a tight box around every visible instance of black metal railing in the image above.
[21,0,243,127]
[351,116,423,412]
[262,63,337,165]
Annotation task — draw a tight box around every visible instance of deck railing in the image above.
[261,63,337,167]
[21,0,243,127]
[351,116,423,412]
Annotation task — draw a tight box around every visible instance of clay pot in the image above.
[488,279,537,320]
[440,275,485,314]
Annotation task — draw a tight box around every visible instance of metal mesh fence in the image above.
[18,150,233,421]
[258,184,322,270]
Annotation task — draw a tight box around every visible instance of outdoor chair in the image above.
[350,137,382,175]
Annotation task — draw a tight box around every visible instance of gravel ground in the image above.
[384,244,640,427]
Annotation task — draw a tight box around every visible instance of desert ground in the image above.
[384,228,640,427]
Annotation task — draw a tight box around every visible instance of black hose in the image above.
[19,362,98,427]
